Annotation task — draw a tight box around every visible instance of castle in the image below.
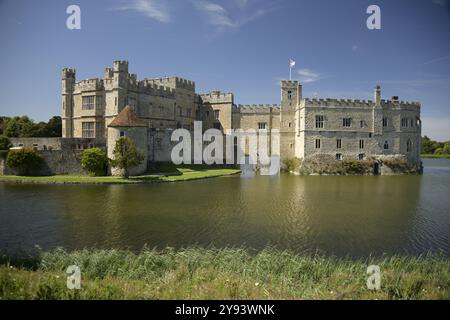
[5,60,422,176]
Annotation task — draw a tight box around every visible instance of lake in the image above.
[1,159,450,258]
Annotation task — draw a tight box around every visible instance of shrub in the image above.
[282,158,302,173]
[6,148,44,176]
[81,148,108,176]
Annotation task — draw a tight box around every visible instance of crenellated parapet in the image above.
[235,104,280,114]
[304,97,420,110]
[62,68,76,79]
[200,91,234,104]
[143,77,195,92]
[74,78,104,92]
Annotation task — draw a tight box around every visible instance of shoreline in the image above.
[1,247,448,300]
[0,169,241,185]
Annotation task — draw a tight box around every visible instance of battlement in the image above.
[113,60,129,72]
[304,97,420,109]
[138,80,176,99]
[201,91,234,104]
[74,78,104,92]
[236,104,280,114]
[62,68,76,79]
[104,67,113,79]
[141,77,196,92]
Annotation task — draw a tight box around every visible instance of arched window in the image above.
[176,122,182,129]
[383,141,389,150]
[407,139,412,153]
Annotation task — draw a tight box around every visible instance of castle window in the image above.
[383,140,389,150]
[410,118,414,127]
[82,122,95,138]
[82,96,95,110]
[178,107,182,117]
[258,122,268,130]
[336,139,342,149]
[289,122,292,128]
[383,117,388,127]
[407,139,412,153]
[115,97,118,106]
[287,90,292,100]
[358,153,365,160]
[336,153,343,161]
[95,96,102,110]
[315,115,324,128]
[213,122,221,130]
[214,110,220,120]
[401,118,408,128]
[315,139,321,149]
[360,120,365,128]
[120,131,125,137]
[359,139,365,149]
[369,133,373,138]
[187,108,192,118]
[343,118,352,127]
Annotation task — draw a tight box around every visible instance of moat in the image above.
[1,159,449,258]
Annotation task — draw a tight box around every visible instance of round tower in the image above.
[61,68,76,138]
[107,106,148,176]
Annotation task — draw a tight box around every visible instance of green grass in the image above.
[0,248,449,300]
[0,169,240,184]
[421,154,450,159]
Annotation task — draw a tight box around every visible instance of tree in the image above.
[81,148,108,176]
[0,135,12,150]
[45,116,62,137]
[443,142,450,155]
[109,137,144,178]
[6,148,44,176]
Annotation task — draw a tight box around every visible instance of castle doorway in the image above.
[373,162,380,175]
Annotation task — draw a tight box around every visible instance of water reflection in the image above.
[0,159,449,258]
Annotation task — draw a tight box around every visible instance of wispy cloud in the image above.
[421,54,450,66]
[352,44,359,51]
[193,0,269,31]
[113,0,170,23]
[297,69,322,83]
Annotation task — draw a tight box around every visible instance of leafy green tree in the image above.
[443,142,450,155]
[81,148,108,176]
[6,148,44,176]
[45,116,62,137]
[109,137,144,178]
[434,148,444,155]
[0,135,12,150]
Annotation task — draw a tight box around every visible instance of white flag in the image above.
[289,59,296,68]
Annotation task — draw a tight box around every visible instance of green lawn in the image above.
[0,248,449,300]
[421,154,450,159]
[0,169,241,184]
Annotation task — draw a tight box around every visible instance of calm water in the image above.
[1,159,450,258]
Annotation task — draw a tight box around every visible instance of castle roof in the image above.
[108,106,147,127]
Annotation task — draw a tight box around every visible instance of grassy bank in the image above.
[421,154,450,159]
[1,248,449,300]
[0,168,240,184]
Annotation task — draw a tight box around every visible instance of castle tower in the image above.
[61,68,76,138]
[280,80,301,159]
[372,85,383,136]
[107,106,148,176]
[105,61,129,123]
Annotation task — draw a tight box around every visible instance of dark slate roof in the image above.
[108,106,147,127]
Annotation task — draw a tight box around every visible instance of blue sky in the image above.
[0,0,449,140]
